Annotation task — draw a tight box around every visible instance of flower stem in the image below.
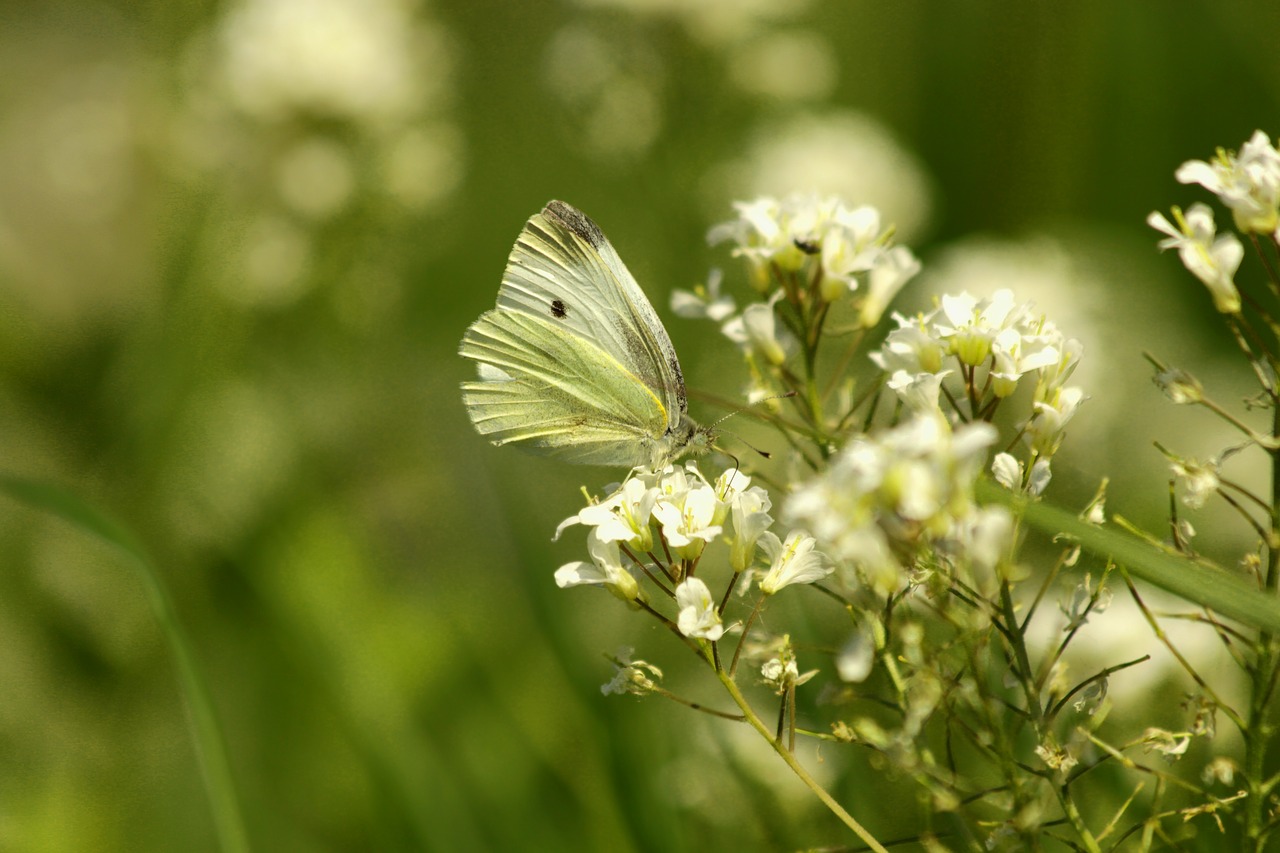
[715,669,889,853]
[1243,402,1280,849]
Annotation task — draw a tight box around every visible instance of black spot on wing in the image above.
[544,200,606,250]
[550,299,567,318]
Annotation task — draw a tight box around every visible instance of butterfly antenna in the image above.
[711,391,797,461]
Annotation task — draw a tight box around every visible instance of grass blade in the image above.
[0,474,251,853]
[979,480,1280,634]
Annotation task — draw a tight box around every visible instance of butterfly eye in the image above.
[550,299,568,319]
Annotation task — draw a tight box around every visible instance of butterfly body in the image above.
[460,201,713,468]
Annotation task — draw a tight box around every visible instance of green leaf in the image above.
[979,480,1280,634]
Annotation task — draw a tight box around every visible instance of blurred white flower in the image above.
[786,415,1004,593]
[215,0,441,125]
[276,137,355,220]
[671,269,737,321]
[1153,367,1204,405]
[1141,727,1191,759]
[1176,130,1280,235]
[835,626,875,683]
[861,245,921,327]
[378,123,466,213]
[727,31,837,101]
[991,453,1052,496]
[226,215,313,307]
[543,25,662,161]
[1171,457,1220,509]
[721,293,794,365]
[1026,385,1087,457]
[871,315,946,375]
[601,647,664,696]
[708,112,934,241]
[567,0,811,48]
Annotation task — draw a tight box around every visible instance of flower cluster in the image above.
[785,414,1012,595]
[555,462,831,639]
[872,289,1085,478]
[1148,130,1280,314]
[674,194,920,403]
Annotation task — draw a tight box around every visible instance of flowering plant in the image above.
[547,133,1280,851]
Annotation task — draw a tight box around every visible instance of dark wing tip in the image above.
[542,200,606,250]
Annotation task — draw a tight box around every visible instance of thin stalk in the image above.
[1244,401,1280,849]
[715,671,889,852]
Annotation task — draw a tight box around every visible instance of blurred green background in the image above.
[2,0,1279,850]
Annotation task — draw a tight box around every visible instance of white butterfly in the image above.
[460,200,714,467]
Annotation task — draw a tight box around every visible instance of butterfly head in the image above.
[653,415,716,468]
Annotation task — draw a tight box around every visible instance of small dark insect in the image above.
[793,238,820,255]
[550,299,568,319]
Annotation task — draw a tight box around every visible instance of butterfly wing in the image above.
[495,201,688,427]
[460,309,666,466]
[459,201,690,466]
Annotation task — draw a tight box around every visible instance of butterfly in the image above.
[459,200,714,468]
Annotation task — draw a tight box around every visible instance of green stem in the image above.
[715,670,888,853]
[1244,404,1280,849]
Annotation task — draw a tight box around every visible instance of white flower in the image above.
[1171,457,1220,509]
[713,112,934,241]
[760,655,799,691]
[675,577,724,640]
[1035,742,1079,774]
[819,204,886,297]
[885,370,948,415]
[759,639,817,693]
[709,192,918,317]
[953,507,1013,575]
[1061,573,1112,630]
[652,476,724,559]
[727,482,774,572]
[871,313,946,375]
[671,268,737,321]
[859,245,920,327]
[1153,367,1203,404]
[555,470,659,551]
[835,626,875,683]
[989,328,1062,398]
[934,290,1021,367]
[786,415,999,593]
[601,647,664,696]
[1025,385,1087,457]
[991,453,1021,491]
[1176,130,1280,234]
[721,291,793,365]
[758,530,832,594]
[1148,204,1243,314]
[991,453,1052,496]
[214,0,439,125]
[1141,727,1191,759]
[555,530,641,602]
